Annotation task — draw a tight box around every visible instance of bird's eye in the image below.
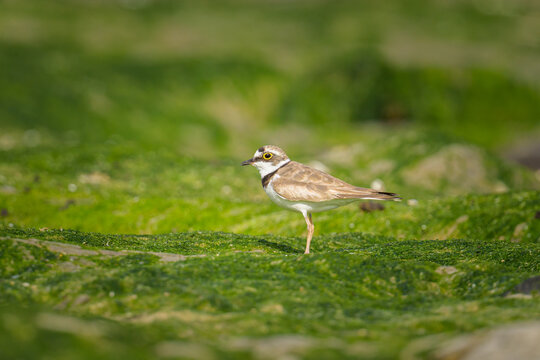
[263,152,273,160]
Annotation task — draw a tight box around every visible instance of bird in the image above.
[242,145,400,254]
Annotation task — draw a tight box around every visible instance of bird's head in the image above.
[242,145,290,177]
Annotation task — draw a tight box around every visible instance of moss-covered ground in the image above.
[1,0,540,359]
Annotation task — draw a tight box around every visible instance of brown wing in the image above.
[272,162,398,202]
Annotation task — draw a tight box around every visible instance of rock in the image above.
[321,143,366,166]
[60,199,76,211]
[230,335,315,360]
[359,201,385,213]
[54,299,69,311]
[511,222,528,243]
[0,185,16,194]
[370,179,385,191]
[440,215,469,239]
[35,313,105,337]
[436,266,458,275]
[503,138,540,170]
[260,303,285,314]
[78,171,110,185]
[57,262,81,272]
[72,294,90,306]
[433,321,540,360]
[504,293,532,299]
[504,275,540,296]
[401,144,498,194]
[369,160,396,175]
[155,341,214,359]
[493,181,509,193]
[2,237,187,263]
[407,199,419,206]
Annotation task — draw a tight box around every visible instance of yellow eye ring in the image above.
[263,152,273,160]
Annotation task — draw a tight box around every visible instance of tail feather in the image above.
[377,191,401,200]
[365,191,401,201]
[333,187,401,201]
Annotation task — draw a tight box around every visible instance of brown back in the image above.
[271,161,397,202]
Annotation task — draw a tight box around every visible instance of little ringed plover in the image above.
[242,145,400,254]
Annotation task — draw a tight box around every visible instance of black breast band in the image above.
[261,161,290,188]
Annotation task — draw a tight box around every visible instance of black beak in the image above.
[241,158,254,166]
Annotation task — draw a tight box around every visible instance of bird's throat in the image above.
[261,160,290,188]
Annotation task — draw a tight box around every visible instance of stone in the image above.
[504,275,540,296]
[511,222,528,243]
[359,201,385,213]
[401,144,497,194]
[434,322,540,360]
[436,266,458,275]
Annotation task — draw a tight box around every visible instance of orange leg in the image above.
[303,212,314,254]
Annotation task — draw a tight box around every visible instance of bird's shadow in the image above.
[257,238,299,254]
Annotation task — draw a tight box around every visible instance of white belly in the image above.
[264,181,355,214]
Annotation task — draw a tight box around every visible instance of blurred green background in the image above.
[1,0,539,233]
[1,1,540,359]
[2,0,540,155]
